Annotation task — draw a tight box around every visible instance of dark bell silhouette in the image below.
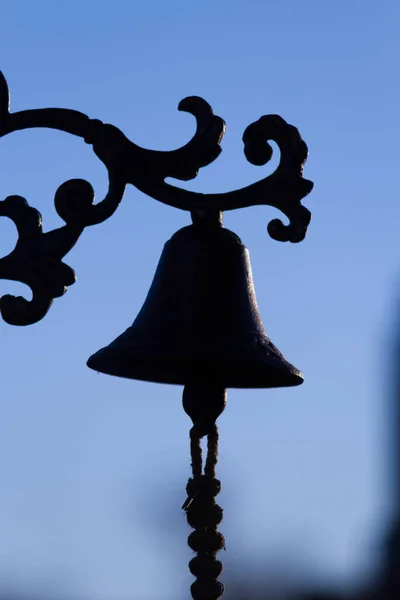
[87,222,303,388]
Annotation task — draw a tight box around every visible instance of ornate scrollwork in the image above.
[0,195,79,325]
[0,71,313,325]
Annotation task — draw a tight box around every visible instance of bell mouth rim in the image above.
[86,349,303,389]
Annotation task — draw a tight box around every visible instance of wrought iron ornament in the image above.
[0,72,314,600]
[0,71,312,326]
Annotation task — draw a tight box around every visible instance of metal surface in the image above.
[0,71,313,326]
[87,221,302,388]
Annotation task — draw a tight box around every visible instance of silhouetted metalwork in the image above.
[87,222,303,388]
[0,71,314,600]
[0,71,312,326]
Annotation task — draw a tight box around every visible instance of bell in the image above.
[87,223,303,388]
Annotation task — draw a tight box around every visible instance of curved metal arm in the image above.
[0,71,313,325]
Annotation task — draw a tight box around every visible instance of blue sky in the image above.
[0,1,399,598]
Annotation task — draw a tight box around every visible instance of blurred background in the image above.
[0,1,399,598]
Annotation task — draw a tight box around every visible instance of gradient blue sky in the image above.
[0,1,399,598]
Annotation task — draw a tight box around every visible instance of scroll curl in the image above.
[0,71,313,325]
[0,195,79,325]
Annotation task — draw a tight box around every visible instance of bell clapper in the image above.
[182,383,226,600]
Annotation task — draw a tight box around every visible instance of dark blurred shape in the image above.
[366,310,400,600]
